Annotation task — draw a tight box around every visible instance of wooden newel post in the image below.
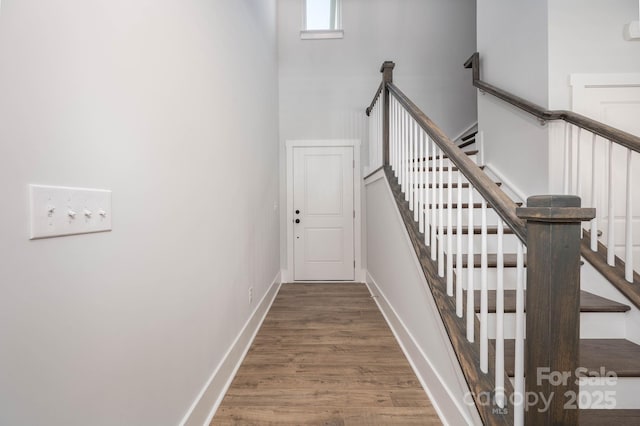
[380,61,395,166]
[516,195,595,425]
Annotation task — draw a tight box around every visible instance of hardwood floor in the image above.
[212,283,441,425]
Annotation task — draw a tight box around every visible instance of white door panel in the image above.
[293,146,354,281]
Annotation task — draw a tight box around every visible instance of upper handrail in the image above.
[464,52,640,153]
[387,82,527,243]
[366,81,384,117]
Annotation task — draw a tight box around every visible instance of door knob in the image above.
[295,219,300,224]
[295,210,300,214]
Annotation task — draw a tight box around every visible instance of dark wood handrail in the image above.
[464,52,640,153]
[365,81,384,117]
[387,82,527,243]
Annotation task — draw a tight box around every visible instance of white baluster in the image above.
[415,123,420,222]
[466,187,475,342]
[394,99,398,175]
[418,128,424,233]
[480,199,488,373]
[377,104,380,166]
[400,108,407,192]
[564,123,571,194]
[576,128,582,196]
[431,139,438,261]
[495,220,505,409]
[416,123,421,221]
[409,119,414,211]
[576,128,584,239]
[446,156,454,296]
[514,241,526,426]
[388,100,392,171]
[377,101,384,166]
[404,111,410,201]
[425,133,431,247]
[591,133,598,252]
[456,170,463,318]
[397,107,402,184]
[402,110,407,194]
[438,146,445,277]
[608,140,615,266]
[626,149,634,282]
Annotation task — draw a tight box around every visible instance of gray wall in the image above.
[278,0,478,270]
[477,0,550,197]
[548,0,640,109]
[0,1,280,424]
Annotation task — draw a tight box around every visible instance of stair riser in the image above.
[396,170,472,185]
[506,377,640,409]
[409,187,486,204]
[484,312,626,340]
[439,233,521,255]
[418,208,503,227]
[455,268,522,291]
[578,378,640,409]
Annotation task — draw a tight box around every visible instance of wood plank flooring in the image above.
[212,283,441,425]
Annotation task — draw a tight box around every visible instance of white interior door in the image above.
[293,146,354,281]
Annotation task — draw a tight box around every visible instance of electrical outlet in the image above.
[249,287,253,304]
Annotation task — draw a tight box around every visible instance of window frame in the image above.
[301,0,344,40]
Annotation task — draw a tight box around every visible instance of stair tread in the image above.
[468,290,630,313]
[460,131,478,142]
[452,253,526,268]
[502,339,640,377]
[443,225,514,235]
[458,139,476,149]
[580,410,640,426]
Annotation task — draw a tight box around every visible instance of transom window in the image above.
[301,0,343,39]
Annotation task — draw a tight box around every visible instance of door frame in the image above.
[284,139,363,282]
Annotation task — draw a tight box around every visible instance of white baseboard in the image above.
[365,273,480,426]
[180,272,282,426]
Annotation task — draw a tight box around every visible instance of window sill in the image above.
[300,30,344,40]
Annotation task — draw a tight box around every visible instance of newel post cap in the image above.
[380,61,395,83]
[516,195,595,223]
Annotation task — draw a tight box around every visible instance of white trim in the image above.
[300,30,344,40]
[478,130,485,166]
[570,73,640,89]
[180,273,282,426]
[363,167,386,184]
[366,172,482,425]
[285,139,362,283]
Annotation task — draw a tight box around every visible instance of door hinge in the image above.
[354,260,356,268]
[353,160,355,169]
[353,210,355,218]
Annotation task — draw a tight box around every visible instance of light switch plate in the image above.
[29,184,112,239]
